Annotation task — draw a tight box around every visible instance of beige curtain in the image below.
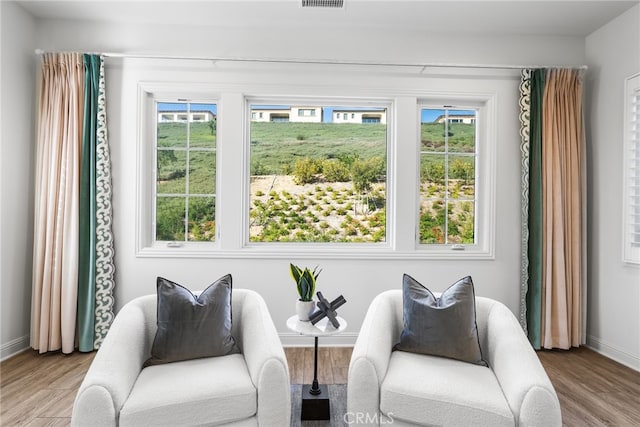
[541,68,585,349]
[31,53,85,354]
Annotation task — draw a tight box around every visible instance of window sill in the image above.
[136,243,494,260]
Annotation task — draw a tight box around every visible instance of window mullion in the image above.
[444,109,450,245]
[184,102,191,242]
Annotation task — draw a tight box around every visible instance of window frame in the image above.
[136,83,222,256]
[415,97,495,258]
[136,82,496,260]
[623,73,640,265]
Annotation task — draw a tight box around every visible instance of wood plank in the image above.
[537,347,640,427]
[284,346,305,384]
[316,346,334,385]
[302,346,315,385]
[1,387,68,425]
[332,367,349,384]
[330,347,352,368]
[29,418,71,427]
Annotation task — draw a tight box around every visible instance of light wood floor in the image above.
[1,346,638,426]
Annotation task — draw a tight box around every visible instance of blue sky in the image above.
[157,102,475,124]
[158,102,217,114]
[421,109,475,123]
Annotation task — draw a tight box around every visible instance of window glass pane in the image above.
[188,197,216,241]
[420,153,446,188]
[419,200,446,244]
[157,150,186,194]
[249,104,387,243]
[189,103,216,148]
[157,122,187,148]
[447,200,475,244]
[448,155,475,200]
[189,151,216,194]
[419,108,477,245]
[156,197,185,241]
[155,101,217,242]
[421,115,446,152]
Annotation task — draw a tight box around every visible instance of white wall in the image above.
[585,5,640,370]
[1,6,593,353]
[108,59,525,346]
[0,2,37,359]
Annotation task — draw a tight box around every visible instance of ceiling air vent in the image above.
[302,0,344,8]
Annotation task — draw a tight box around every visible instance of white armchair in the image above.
[71,289,290,427]
[347,290,561,426]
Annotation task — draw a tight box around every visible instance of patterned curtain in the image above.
[77,54,115,351]
[519,68,586,350]
[31,53,115,354]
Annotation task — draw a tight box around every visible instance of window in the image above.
[624,73,640,264]
[137,81,494,259]
[155,101,217,243]
[419,107,477,246]
[248,102,388,244]
[363,115,381,124]
[298,108,316,117]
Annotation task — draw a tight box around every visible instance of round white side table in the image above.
[286,315,347,420]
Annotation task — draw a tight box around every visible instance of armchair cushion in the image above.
[120,354,256,426]
[380,351,513,426]
[393,274,486,366]
[145,274,240,366]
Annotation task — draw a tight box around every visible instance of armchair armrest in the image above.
[347,290,402,423]
[71,296,154,427]
[234,290,291,426]
[484,301,561,427]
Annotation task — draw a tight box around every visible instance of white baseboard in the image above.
[1,335,30,361]
[586,335,640,372]
[279,332,358,347]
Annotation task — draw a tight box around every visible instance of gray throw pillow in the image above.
[394,274,487,366]
[144,274,240,367]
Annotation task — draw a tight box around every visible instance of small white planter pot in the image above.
[296,299,316,321]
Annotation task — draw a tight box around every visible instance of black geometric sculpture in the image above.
[310,291,346,328]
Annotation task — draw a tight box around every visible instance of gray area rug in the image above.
[290,384,347,427]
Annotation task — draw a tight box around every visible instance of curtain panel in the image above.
[31,53,114,354]
[519,68,586,350]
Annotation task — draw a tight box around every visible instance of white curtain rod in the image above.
[34,49,588,71]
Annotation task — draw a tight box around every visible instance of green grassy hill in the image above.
[250,122,387,174]
[421,122,475,153]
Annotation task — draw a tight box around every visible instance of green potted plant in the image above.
[290,263,321,321]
